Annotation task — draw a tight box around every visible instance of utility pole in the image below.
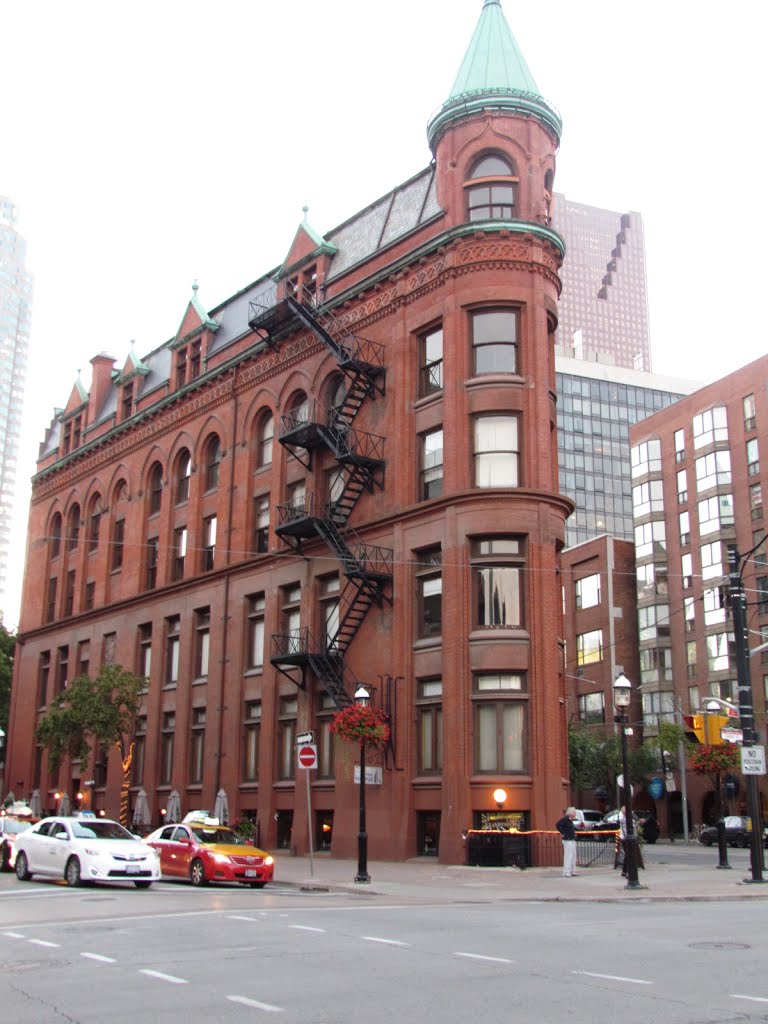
[728,544,765,884]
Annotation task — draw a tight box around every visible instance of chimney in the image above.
[89,352,117,422]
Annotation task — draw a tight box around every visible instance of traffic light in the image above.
[683,713,732,744]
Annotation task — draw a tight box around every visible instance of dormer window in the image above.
[466,154,518,222]
[121,382,134,421]
[175,348,187,389]
[189,340,202,380]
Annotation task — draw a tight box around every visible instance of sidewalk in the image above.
[274,852,768,903]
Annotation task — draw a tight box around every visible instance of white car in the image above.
[14,816,161,888]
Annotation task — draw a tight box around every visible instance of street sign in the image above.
[741,745,766,776]
[296,731,314,745]
[297,744,318,770]
[721,728,743,743]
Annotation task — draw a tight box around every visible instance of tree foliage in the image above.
[0,620,14,739]
[36,664,143,772]
[568,724,658,796]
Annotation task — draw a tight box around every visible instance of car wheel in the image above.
[65,857,82,887]
[15,852,32,881]
[701,836,713,846]
[737,835,749,848]
[134,881,152,889]
[189,859,208,887]
[249,881,266,889]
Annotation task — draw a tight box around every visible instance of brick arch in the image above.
[137,445,169,487]
[241,388,278,448]
[194,412,230,464]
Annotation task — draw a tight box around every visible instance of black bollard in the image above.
[716,816,731,870]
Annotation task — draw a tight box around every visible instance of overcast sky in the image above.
[3,0,766,626]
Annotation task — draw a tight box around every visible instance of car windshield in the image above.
[190,826,246,846]
[71,821,136,841]
[3,820,32,835]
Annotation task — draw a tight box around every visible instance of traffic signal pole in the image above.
[728,545,765,884]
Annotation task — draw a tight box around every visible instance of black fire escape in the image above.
[248,292,391,708]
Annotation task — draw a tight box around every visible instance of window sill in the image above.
[413,636,442,651]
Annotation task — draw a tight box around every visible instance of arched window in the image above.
[176,450,192,504]
[67,504,81,550]
[50,513,62,558]
[466,154,518,222]
[205,435,221,491]
[148,463,163,516]
[288,392,309,429]
[258,414,274,468]
[328,376,348,429]
[88,494,102,552]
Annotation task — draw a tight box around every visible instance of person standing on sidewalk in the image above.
[555,807,578,877]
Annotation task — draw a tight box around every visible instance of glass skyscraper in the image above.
[0,197,32,619]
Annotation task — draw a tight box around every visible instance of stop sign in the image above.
[298,744,317,769]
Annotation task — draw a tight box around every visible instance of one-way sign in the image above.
[296,731,314,745]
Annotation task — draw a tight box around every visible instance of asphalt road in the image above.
[2,864,768,1024]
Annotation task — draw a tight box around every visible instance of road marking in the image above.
[732,994,768,1004]
[81,952,116,963]
[573,971,652,985]
[362,936,410,946]
[229,915,259,922]
[455,952,515,964]
[228,995,284,1012]
[28,939,60,948]
[139,969,188,985]
[290,925,326,933]
[2,931,26,939]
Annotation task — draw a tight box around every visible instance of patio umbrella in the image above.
[29,790,42,817]
[213,788,229,825]
[165,790,182,824]
[132,789,152,832]
[57,792,71,816]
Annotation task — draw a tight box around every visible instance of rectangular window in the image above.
[56,645,68,694]
[194,608,210,678]
[474,415,518,487]
[420,326,443,396]
[636,562,668,599]
[703,586,727,625]
[472,309,518,375]
[320,575,340,652]
[165,616,180,686]
[578,692,605,725]
[38,651,50,707]
[701,541,725,581]
[416,548,442,638]
[88,510,100,552]
[160,712,175,785]
[246,593,266,670]
[64,570,76,617]
[634,520,666,559]
[687,641,697,678]
[688,685,699,710]
[472,537,523,629]
[46,578,57,623]
[137,623,152,684]
[638,604,670,641]
[175,347,187,389]
[278,696,298,780]
[693,405,728,449]
[758,577,768,616]
[77,639,90,677]
[698,494,735,536]
[630,438,662,479]
[121,383,134,421]
[417,679,443,774]
[473,673,526,772]
[316,692,337,779]
[102,632,117,667]
[253,494,270,553]
[642,691,675,727]
[189,340,202,380]
[189,707,206,784]
[173,526,187,581]
[706,632,734,673]
[243,701,261,781]
[681,551,693,589]
[677,468,687,504]
[281,584,302,654]
[575,573,600,610]
[695,450,731,490]
[577,629,603,666]
[632,479,664,517]
[747,438,760,477]
[132,717,147,787]
[202,515,217,571]
[145,536,158,590]
[744,393,757,432]
[674,428,685,463]
[85,580,95,610]
[420,428,443,500]
[111,519,125,571]
[679,511,690,546]
[751,484,763,521]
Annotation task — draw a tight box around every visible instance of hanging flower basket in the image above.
[331,704,390,749]
[689,744,740,775]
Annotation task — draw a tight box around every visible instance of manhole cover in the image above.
[689,941,750,950]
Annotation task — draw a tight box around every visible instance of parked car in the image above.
[698,815,768,848]
[144,817,274,888]
[14,816,161,888]
[0,815,34,871]
[573,810,604,831]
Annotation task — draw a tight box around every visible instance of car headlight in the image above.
[210,852,230,864]
[265,856,274,866]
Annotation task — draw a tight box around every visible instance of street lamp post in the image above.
[614,674,644,890]
[354,685,371,884]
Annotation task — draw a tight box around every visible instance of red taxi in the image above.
[144,817,274,888]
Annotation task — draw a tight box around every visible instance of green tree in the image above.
[0,620,14,734]
[36,665,143,826]
[569,724,658,801]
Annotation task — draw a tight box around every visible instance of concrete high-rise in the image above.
[0,198,32,620]
[552,195,651,372]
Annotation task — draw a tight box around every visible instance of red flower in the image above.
[689,744,741,775]
[330,704,390,749]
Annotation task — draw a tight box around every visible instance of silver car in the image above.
[14,816,161,888]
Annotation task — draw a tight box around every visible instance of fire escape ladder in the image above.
[305,647,355,709]
[328,580,378,654]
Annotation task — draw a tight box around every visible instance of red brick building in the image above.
[6,1,574,863]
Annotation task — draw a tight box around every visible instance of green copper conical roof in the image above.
[427,0,561,151]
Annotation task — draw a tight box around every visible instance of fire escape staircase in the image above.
[254,290,390,707]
